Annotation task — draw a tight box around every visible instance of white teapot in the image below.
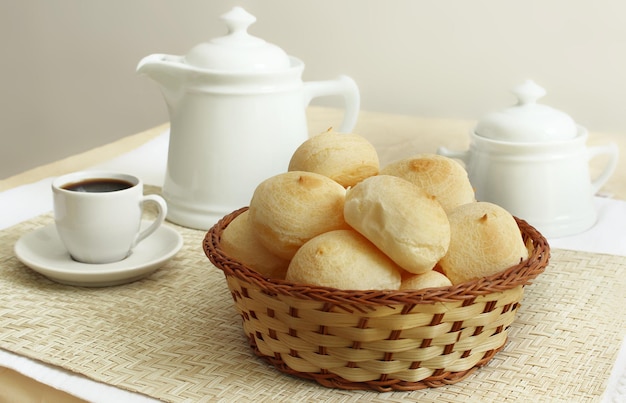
[439,80,618,238]
[137,7,360,229]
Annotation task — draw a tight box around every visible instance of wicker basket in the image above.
[203,207,550,392]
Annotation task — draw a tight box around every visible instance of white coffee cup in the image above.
[52,171,167,264]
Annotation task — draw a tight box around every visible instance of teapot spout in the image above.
[137,54,188,111]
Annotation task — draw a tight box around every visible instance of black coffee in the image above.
[62,178,134,193]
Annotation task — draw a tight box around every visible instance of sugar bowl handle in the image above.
[437,146,470,165]
[588,143,619,195]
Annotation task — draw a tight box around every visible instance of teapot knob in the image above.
[513,79,547,106]
[185,6,289,70]
[221,6,257,40]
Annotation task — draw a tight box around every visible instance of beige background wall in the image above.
[2,0,625,179]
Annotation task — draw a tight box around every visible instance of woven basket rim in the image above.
[203,207,550,307]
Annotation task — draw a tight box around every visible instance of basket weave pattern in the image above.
[203,207,550,392]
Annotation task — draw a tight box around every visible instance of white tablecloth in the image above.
[1,130,625,402]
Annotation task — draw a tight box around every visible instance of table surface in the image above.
[1,106,625,402]
[3,108,626,199]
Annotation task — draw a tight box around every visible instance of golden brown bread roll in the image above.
[288,128,379,187]
[248,171,349,260]
[220,210,290,280]
[380,153,475,212]
[344,175,450,274]
[400,270,452,290]
[439,202,529,285]
[286,229,402,290]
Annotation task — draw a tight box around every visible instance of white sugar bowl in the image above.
[439,80,618,238]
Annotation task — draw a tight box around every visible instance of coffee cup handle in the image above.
[134,194,168,246]
[588,142,619,194]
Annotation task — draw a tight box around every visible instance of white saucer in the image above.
[14,222,183,287]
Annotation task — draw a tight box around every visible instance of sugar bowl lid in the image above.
[475,80,578,142]
[183,7,290,72]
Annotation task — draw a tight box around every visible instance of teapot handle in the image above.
[588,142,619,195]
[303,75,360,132]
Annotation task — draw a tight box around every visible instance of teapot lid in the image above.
[183,7,290,71]
[475,80,578,142]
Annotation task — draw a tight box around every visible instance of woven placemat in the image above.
[1,189,625,402]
